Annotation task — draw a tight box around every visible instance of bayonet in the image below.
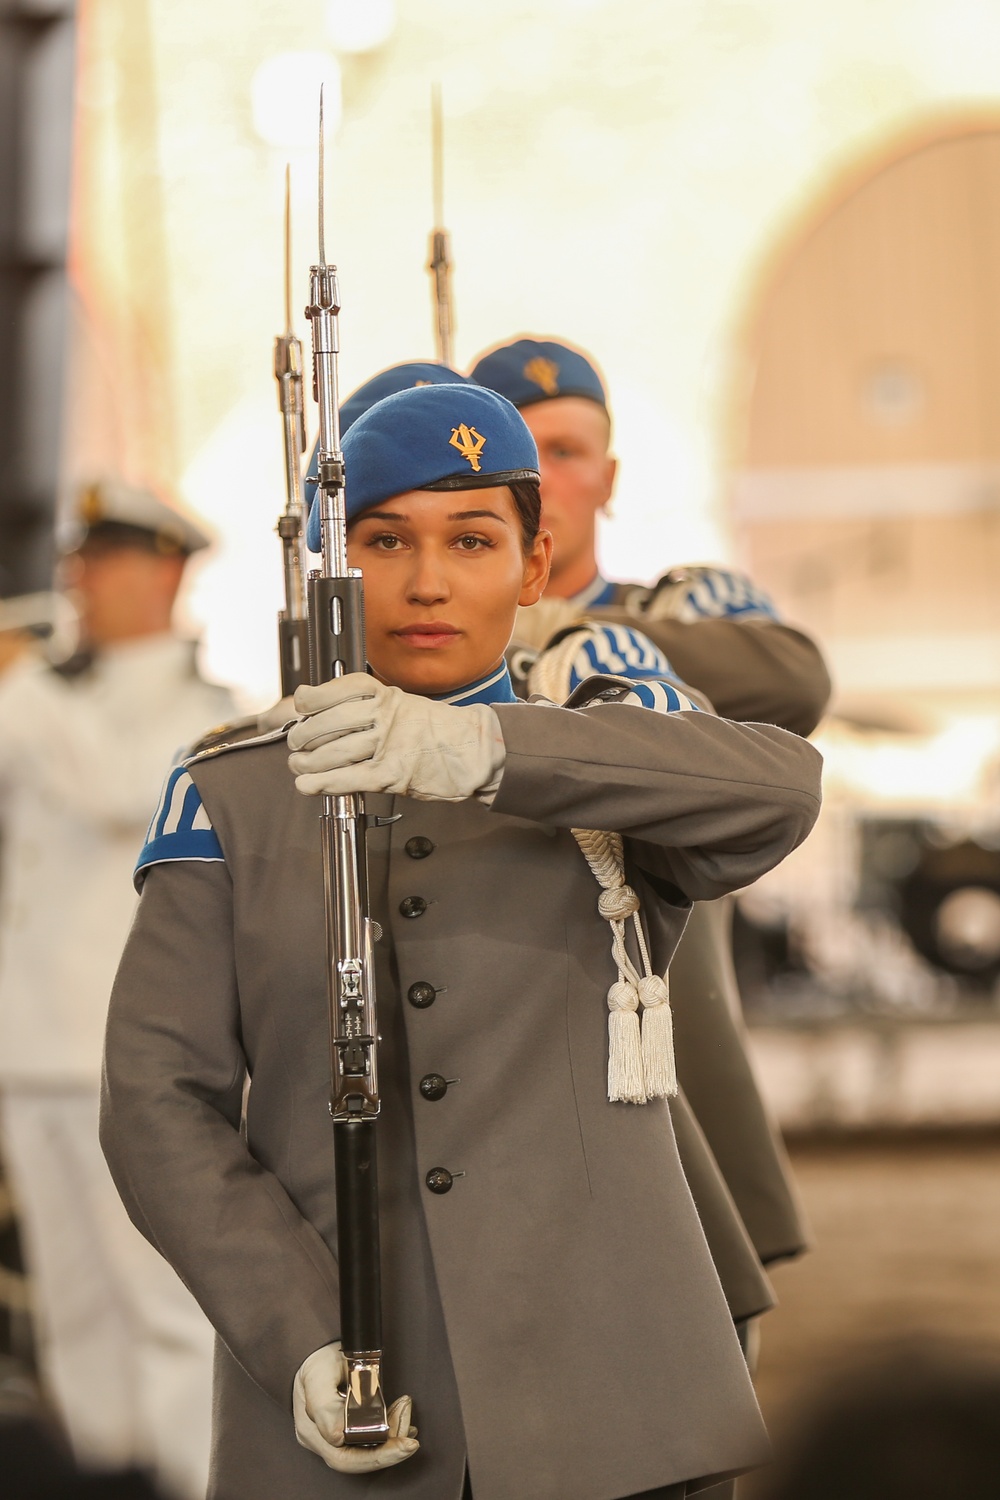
[272,163,309,695]
[428,82,454,366]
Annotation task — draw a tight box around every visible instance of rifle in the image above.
[303,88,390,1447]
[427,82,454,365]
[273,164,310,696]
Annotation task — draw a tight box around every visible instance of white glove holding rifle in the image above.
[293,1342,418,1473]
[288,672,506,802]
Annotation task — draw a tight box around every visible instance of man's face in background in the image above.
[62,540,185,646]
[519,397,616,595]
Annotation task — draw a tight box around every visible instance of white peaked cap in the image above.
[74,478,212,555]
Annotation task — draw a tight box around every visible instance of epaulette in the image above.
[615,583,653,613]
[186,714,261,757]
[184,722,293,767]
[565,672,709,715]
[563,673,637,708]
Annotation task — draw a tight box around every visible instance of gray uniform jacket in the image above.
[102,695,821,1500]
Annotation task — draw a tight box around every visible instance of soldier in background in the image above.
[0,481,233,1498]
[471,337,831,1309]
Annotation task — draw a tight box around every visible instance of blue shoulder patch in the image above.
[134,765,224,891]
[676,568,778,623]
[612,679,701,714]
[567,623,675,691]
[566,673,701,715]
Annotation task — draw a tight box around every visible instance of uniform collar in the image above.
[432,662,518,707]
[566,573,617,610]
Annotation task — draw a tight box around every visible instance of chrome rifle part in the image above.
[303,86,390,1448]
[273,164,310,695]
[427,82,454,366]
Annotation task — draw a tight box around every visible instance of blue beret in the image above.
[304,361,471,524]
[470,337,607,410]
[307,384,539,552]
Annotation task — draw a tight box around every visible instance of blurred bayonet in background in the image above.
[427,82,454,365]
[273,163,310,696]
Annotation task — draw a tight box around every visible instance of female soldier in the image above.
[101,384,821,1500]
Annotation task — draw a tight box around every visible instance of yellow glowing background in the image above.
[66,0,1000,708]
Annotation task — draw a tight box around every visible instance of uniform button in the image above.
[419,1073,448,1101]
[405,836,435,859]
[399,895,427,919]
[408,981,436,1008]
[425,1168,453,1194]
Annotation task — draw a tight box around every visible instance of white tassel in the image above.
[607,979,647,1103]
[637,974,677,1099]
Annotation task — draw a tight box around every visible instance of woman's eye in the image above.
[455,534,490,551]
[370,533,403,550]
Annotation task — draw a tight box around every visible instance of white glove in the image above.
[293,1342,418,1474]
[513,596,583,651]
[288,672,506,801]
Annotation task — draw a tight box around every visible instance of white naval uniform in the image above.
[0,633,233,1498]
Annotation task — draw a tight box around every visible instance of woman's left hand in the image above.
[288,673,505,801]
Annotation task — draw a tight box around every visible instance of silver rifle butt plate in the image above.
[342,1354,390,1445]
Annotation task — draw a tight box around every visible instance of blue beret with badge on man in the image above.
[470,336,607,412]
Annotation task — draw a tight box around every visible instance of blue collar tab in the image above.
[433,663,518,707]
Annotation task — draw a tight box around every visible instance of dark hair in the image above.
[508,478,541,551]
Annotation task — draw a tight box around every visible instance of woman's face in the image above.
[347,486,551,695]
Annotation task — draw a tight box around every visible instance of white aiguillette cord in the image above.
[528,635,677,1104]
[572,829,677,1105]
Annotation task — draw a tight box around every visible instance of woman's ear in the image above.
[518,529,552,607]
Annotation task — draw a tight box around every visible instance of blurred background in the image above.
[4,0,1000,1487]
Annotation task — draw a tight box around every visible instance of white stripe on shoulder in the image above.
[163,771,194,835]
[590,678,702,714]
[191,800,214,832]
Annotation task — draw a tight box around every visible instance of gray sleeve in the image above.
[589,611,832,736]
[490,700,822,902]
[100,859,340,1411]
